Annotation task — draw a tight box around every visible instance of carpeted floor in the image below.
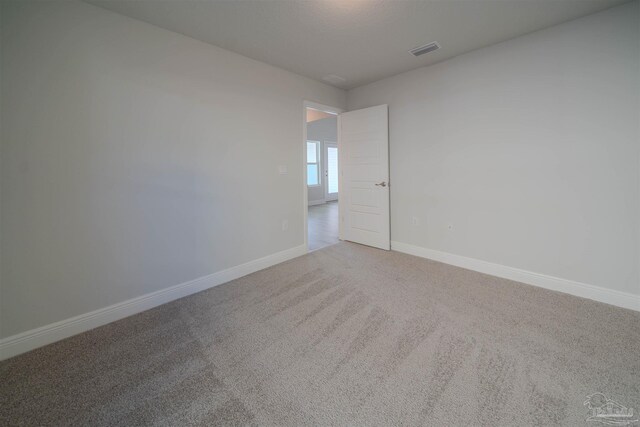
[1,242,639,426]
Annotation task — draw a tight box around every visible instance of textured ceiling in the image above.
[85,0,630,89]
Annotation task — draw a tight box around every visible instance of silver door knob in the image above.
[375,181,387,187]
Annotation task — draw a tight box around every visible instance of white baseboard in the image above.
[0,244,307,361]
[391,241,640,312]
[308,199,326,206]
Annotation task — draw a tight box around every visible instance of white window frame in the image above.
[306,140,321,187]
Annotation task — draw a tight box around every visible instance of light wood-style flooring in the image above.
[308,201,338,251]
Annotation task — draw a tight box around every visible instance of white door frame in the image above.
[303,101,344,252]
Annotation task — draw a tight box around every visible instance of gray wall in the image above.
[0,0,345,338]
[348,1,640,296]
[307,116,337,204]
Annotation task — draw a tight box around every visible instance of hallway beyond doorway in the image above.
[308,201,339,251]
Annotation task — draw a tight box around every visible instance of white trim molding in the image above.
[0,244,307,361]
[308,199,326,206]
[391,241,640,312]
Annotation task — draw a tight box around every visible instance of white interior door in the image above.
[325,142,338,201]
[338,104,390,250]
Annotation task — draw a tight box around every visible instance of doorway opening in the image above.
[304,102,342,251]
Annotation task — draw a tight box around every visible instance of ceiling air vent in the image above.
[409,42,440,57]
[322,74,347,85]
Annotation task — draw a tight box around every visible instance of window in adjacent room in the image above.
[307,140,320,186]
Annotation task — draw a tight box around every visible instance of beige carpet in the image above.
[1,242,639,426]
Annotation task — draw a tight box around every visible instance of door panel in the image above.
[338,105,389,250]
